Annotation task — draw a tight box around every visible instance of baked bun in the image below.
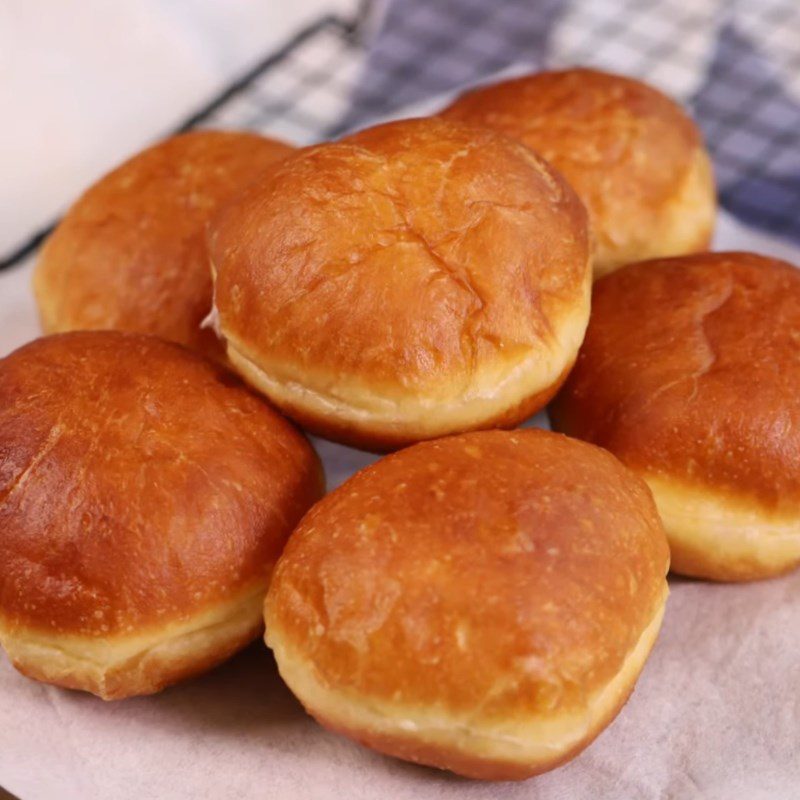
[209,117,591,451]
[266,429,669,780]
[550,252,800,581]
[33,130,293,360]
[0,331,322,699]
[442,68,715,277]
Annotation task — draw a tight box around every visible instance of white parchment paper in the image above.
[1,213,798,800]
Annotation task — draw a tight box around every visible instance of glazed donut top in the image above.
[0,332,321,637]
[552,252,800,509]
[267,429,668,719]
[209,117,590,412]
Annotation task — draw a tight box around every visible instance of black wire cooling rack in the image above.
[3,0,800,271]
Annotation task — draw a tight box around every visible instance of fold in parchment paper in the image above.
[0,213,798,800]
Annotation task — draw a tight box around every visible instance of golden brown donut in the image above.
[33,130,293,360]
[209,117,591,451]
[442,68,716,277]
[0,331,322,699]
[550,252,800,581]
[265,429,669,780]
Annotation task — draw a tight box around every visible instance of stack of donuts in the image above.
[2,67,797,781]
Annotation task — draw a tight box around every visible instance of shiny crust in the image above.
[265,430,669,779]
[209,117,591,450]
[0,332,323,698]
[550,252,800,580]
[442,68,716,276]
[33,131,293,359]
